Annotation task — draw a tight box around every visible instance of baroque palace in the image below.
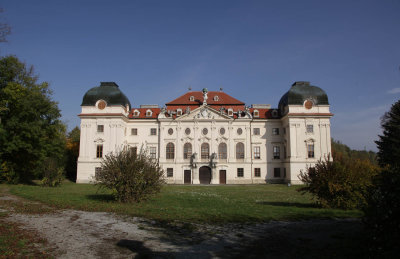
[77,81,332,184]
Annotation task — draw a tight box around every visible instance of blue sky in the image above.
[1,0,399,151]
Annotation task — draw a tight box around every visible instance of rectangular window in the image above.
[131,128,137,135]
[150,128,157,135]
[95,167,102,177]
[130,146,137,155]
[167,168,173,177]
[96,144,103,158]
[272,128,279,135]
[306,124,314,133]
[274,168,281,178]
[254,168,261,177]
[273,146,280,159]
[150,147,156,159]
[253,128,260,135]
[307,143,315,158]
[97,125,104,133]
[254,146,260,159]
[237,168,244,177]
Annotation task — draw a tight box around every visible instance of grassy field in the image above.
[7,182,361,223]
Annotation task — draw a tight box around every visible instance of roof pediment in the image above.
[176,105,233,121]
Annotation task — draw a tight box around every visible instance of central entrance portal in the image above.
[199,166,211,184]
[184,170,191,184]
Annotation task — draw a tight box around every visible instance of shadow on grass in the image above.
[86,194,115,202]
[256,201,321,208]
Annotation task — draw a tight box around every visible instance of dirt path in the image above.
[0,191,364,258]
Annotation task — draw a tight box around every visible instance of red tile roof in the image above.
[166,91,245,106]
[249,108,275,119]
[128,108,160,119]
[127,91,285,120]
[127,106,282,120]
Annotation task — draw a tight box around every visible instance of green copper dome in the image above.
[81,82,131,108]
[279,81,329,112]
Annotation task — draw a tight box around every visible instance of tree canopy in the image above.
[65,126,80,181]
[0,56,65,183]
[331,139,377,165]
[375,100,400,168]
[363,99,400,255]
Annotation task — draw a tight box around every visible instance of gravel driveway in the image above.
[0,191,363,258]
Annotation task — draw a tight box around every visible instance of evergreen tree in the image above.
[375,100,400,168]
[0,56,65,183]
[363,99,400,256]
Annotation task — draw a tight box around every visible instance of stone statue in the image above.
[202,88,208,105]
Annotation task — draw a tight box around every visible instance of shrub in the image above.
[40,158,64,187]
[298,154,379,209]
[94,147,165,203]
[0,161,19,184]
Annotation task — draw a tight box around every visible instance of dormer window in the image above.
[271,110,278,118]
[146,109,152,117]
[133,110,140,117]
[214,95,219,101]
[228,109,233,116]
[254,110,259,118]
[189,96,195,101]
[177,109,182,116]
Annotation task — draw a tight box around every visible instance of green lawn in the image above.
[8,182,361,223]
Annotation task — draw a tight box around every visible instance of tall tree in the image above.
[363,99,400,255]
[375,100,400,168]
[65,126,80,181]
[0,56,65,183]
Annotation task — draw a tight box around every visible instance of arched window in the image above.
[218,143,227,159]
[166,142,175,159]
[201,143,209,159]
[183,143,192,159]
[236,142,244,159]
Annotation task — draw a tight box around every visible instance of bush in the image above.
[94,147,165,203]
[0,161,19,184]
[298,154,379,209]
[40,158,64,187]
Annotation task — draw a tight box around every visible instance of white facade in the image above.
[77,82,332,184]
